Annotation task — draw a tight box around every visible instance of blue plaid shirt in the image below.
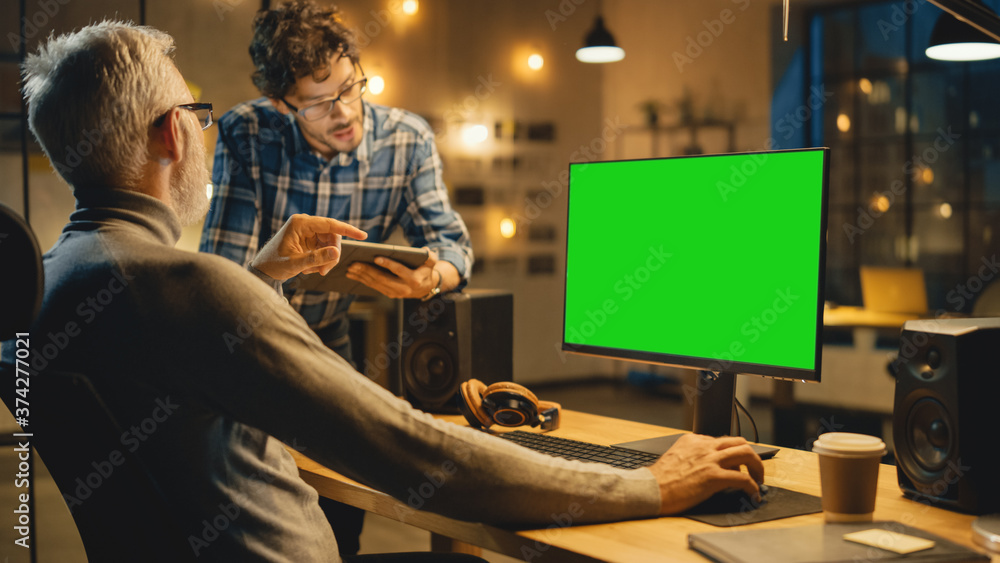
[200,98,473,333]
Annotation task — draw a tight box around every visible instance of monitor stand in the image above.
[612,371,779,459]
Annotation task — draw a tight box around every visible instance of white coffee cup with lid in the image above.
[813,432,887,522]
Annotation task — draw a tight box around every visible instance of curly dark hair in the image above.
[249,0,360,99]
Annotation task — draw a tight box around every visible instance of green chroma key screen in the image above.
[563,148,828,380]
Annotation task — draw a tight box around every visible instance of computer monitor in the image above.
[562,147,829,438]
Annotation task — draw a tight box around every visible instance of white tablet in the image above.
[291,240,429,296]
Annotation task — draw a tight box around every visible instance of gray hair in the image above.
[21,21,184,190]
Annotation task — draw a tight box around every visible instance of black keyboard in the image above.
[498,431,660,469]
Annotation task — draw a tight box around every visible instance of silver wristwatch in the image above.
[421,270,442,301]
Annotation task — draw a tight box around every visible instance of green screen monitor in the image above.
[562,148,829,436]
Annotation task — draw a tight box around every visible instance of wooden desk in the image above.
[823,305,923,329]
[290,410,997,563]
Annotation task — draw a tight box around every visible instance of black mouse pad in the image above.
[684,485,822,527]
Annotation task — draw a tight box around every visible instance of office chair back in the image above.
[29,370,194,561]
[0,203,194,561]
[0,202,43,341]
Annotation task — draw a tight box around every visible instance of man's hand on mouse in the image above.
[648,433,765,515]
[250,214,367,280]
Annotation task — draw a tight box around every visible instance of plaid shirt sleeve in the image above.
[395,115,473,286]
[199,105,262,269]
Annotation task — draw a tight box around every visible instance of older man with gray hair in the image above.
[6,19,764,563]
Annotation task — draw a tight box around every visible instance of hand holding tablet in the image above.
[292,240,429,296]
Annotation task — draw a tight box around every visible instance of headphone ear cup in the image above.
[537,401,561,431]
[459,379,493,429]
[482,382,540,427]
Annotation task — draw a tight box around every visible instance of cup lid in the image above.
[973,514,1000,553]
[812,432,886,457]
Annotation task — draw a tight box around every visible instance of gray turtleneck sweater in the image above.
[7,188,660,562]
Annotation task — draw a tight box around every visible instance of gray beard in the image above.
[170,131,211,227]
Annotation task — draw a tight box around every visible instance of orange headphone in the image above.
[459,379,561,431]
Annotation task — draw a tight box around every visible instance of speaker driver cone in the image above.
[906,397,952,473]
[405,342,457,404]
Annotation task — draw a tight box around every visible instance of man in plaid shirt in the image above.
[200,0,473,362]
[199,1,473,553]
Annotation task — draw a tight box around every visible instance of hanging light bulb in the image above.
[926,1,1000,61]
[575,16,625,63]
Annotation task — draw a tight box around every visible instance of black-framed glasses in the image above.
[153,102,214,130]
[282,70,367,122]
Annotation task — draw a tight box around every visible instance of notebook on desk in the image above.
[860,266,928,314]
[689,521,990,563]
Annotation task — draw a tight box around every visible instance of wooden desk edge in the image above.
[290,409,997,563]
[291,450,602,563]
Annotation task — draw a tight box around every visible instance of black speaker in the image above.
[892,318,1000,514]
[400,290,513,412]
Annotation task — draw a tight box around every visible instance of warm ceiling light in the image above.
[927,2,1000,61]
[921,167,935,184]
[402,0,418,15]
[461,124,489,145]
[837,113,851,132]
[368,75,385,95]
[528,53,544,70]
[859,78,873,95]
[873,195,891,213]
[500,218,516,239]
[575,16,625,63]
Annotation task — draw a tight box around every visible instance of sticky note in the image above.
[843,529,936,554]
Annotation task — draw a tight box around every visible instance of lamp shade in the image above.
[576,16,625,63]
[926,5,1000,61]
